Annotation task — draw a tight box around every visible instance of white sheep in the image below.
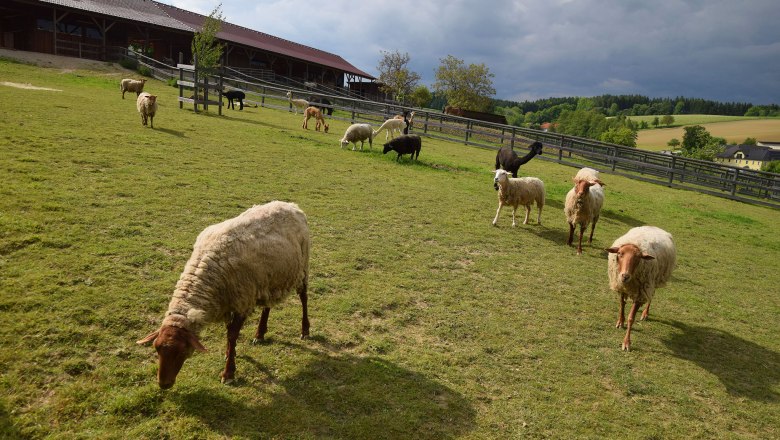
[121,78,146,99]
[286,91,308,114]
[606,226,676,351]
[137,201,311,388]
[372,118,406,140]
[136,92,158,128]
[340,123,374,150]
[492,169,545,227]
[564,168,605,255]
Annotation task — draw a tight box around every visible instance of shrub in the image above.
[118,57,138,71]
[137,65,152,77]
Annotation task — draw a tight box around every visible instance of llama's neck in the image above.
[517,150,538,165]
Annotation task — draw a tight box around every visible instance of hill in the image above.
[634,116,780,150]
[1,55,779,439]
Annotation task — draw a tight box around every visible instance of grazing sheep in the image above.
[120,78,146,99]
[136,92,158,128]
[492,169,545,227]
[372,118,406,140]
[340,123,374,150]
[564,168,605,255]
[224,89,245,110]
[383,134,421,161]
[606,226,676,351]
[495,141,543,178]
[137,201,311,388]
[302,106,329,133]
[286,91,308,114]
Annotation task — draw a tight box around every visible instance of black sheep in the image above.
[224,90,245,110]
[383,134,421,162]
[494,141,543,178]
[308,97,333,116]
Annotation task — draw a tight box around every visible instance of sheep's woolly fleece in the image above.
[1,81,61,92]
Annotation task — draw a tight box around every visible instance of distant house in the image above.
[715,143,780,170]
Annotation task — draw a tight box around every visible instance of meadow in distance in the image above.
[1,54,779,439]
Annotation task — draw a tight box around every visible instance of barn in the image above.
[0,0,374,88]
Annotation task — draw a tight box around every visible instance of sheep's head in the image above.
[382,142,394,155]
[493,169,510,190]
[147,95,157,105]
[606,243,655,283]
[572,179,604,200]
[137,325,206,389]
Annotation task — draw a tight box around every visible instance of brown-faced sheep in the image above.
[137,201,311,388]
[564,168,605,254]
[607,226,676,351]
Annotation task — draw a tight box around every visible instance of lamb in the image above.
[120,78,146,99]
[136,92,158,128]
[372,118,406,140]
[606,226,676,351]
[564,168,605,255]
[495,141,543,178]
[224,89,245,110]
[286,91,308,114]
[340,123,374,150]
[137,201,311,388]
[383,134,421,161]
[302,106,329,133]
[492,169,545,227]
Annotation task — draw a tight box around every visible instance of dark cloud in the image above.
[170,0,780,104]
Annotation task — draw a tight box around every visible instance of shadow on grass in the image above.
[660,320,780,402]
[0,402,22,439]
[601,208,645,228]
[154,127,186,138]
[172,346,476,439]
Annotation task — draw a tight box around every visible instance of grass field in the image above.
[1,56,779,439]
[632,116,780,150]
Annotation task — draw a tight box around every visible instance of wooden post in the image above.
[204,76,209,112]
[178,52,184,109]
[423,112,429,134]
[731,169,739,196]
[510,128,516,150]
[668,155,676,186]
[193,54,199,113]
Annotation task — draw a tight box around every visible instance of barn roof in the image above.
[37,0,194,32]
[35,0,374,79]
[718,145,780,162]
[153,2,373,79]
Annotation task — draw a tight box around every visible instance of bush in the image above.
[118,57,138,71]
[137,65,152,77]
[167,77,179,88]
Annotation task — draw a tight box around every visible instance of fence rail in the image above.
[133,50,778,210]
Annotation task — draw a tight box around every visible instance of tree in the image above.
[743,137,757,145]
[681,125,711,154]
[433,55,495,112]
[376,50,421,103]
[660,114,675,127]
[191,3,225,72]
[762,161,780,173]
[600,127,638,147]
[667,138,681,149]
[652,116,660,128]
[408,85,432,108]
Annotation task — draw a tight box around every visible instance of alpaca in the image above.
[286,91,308,114]
[494,141,544,178]
[302,106,329,133]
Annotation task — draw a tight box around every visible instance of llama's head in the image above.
[530,141,543,155]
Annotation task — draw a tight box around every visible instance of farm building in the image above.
[715,143,780,170]
[0,0,374,88]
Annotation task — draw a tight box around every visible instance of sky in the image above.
[163,0,780,105]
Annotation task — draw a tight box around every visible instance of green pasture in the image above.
[1,58,779,439]
[629,114,762,127]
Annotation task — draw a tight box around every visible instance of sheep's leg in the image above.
[616,295,626,328]
[221,313,246,384]
[577,224,585,255]
[511,207,518,227]
[298,278,310,339]
[536,203,543,225]
[492,203,503,226]
[640,299,651,321]
[622,301,642,351]
[588,216,599,244]
[252,307,271,344]
[149,115,154,129]
[567,223,575,246]
[522,204,531,225]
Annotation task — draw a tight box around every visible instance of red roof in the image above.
[153,2,374,79]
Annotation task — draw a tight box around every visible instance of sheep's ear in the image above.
[187,332,207,352]
[640,253,656,260]
[595,179,605,186]
[137,330,159,345]
[605,247,619,254]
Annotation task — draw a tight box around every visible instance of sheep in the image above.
[136,92,158,128]
[120,78,146,99]
[564,168,605,255]
[137,201,311,388]
[372,118,406,140]
[383,134,421,161]
[223,89,245,110]
[309,96,333,116]
[606,226,676,351]
[286,91,308,114]
[302,106,329,133]
[495,141,543,178]
[492,169,545,227]
[340,123,374,150]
